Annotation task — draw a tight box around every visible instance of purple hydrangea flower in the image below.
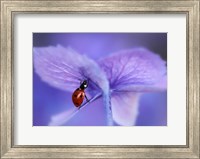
[34,45,167,126]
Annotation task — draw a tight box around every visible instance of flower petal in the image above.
[48,93,102,126]
[113,75,167,92]
[99,48,167,92]
[111,92,140,126]
[34,45,108,93]
[48,107,78,126]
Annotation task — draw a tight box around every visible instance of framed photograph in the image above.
[1,0,199,158]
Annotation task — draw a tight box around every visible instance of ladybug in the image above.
[72,80,89,108]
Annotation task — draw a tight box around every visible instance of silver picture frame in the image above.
[0,0,199,158]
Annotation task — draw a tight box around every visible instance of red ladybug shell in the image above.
[72,89,85,107]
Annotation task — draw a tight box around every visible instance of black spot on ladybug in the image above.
[73,94,77,97]
[80,94,83,98]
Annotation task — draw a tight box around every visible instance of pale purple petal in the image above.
[49,107,78,126]
[48,93,102,126]
[98,48,167,92]
[99,48,166,125]
[111,92,140,126]
[34,45,112,125]
[113,75,167,92]
[34,45,109,93]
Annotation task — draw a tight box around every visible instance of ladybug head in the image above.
[80,80,88,90]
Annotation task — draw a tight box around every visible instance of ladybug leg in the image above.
[85,95,89,102]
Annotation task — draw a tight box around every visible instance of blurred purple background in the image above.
[33,33,167,126]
